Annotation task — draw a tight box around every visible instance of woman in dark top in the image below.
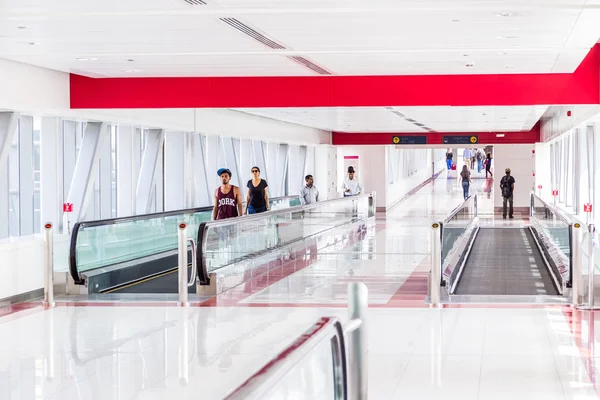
[485,153,493,178]
[245,166,270,214]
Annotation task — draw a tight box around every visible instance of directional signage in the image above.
[584,203,593,213]
[443,135,478,145]
[392,135,427,145]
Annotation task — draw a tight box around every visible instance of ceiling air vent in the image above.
[288,56,331,75]
[220,18,286,49]
[184,0,207,5]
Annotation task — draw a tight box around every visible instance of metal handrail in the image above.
[67,195,298,284]
[224,282,368,400]
[531,193,573,226]
[196,193,375,285]
[224,317,347,400]
[443,193,478,225]
[187,238,197,287]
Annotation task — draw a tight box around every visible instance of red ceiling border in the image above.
[69,44,599,109]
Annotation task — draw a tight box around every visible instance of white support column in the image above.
[266,143,278,195]
[221,137,241,189]
[253,140,268,183]
[116,125,135,217]
[276,144,289,197]
[19,116,34,236]
[0,112,20,239]
[41,117,64,232]
[205,135,220,197]
[191,134,211,206]
[66,122,106,224]
[0,112,19,173]
[98,125,112,219]
[239,139,254,201]
[299,145,308,186]
[136,128,165,215]
[164,131,186,211]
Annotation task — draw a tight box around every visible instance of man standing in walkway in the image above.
[300,174,319,205]
[500,168,515,219]
[212,168,243,220]
[342,166,363,196]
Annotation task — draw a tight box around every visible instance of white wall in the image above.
[0,236,43,300]
[0,58,69,112]
[336,146,445,210]
[314,146,338,201]
[493,144,535,209]
[337,146,387,209]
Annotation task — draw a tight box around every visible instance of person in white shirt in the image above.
[342,166,363,196]
[463,148,473,169]
[300,175,319,205]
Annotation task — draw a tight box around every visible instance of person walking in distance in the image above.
[463,148,472,170]
[300,175,319,205]
[446,148,453,170]
[471,148,476,170]
[245,166,270,214]
[459,165,471,200]
[476,149,484,173]
[485,152,493,178]
[342,166,363,196]
[212,168,243,220]
[500,168,515,219]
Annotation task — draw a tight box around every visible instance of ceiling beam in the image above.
[70,45,600,109]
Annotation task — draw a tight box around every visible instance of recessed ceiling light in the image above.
[127,59,135,62]
[122,69,141,73]
[495,12,515,17]
[505,65,515,69]
[17,26,26,29]
[465,63,475,67]
[463,54,469,57]
[77,57,98,61]
[27,42,39,45]
[452,19,460,22]
[498,52,508,55]
[498,36,518,40]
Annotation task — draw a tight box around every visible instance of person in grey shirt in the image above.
[300,175,319,205]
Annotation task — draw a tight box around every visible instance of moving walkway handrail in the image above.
[195,193,375,285]
[68,196,298,284]
[530,193,573,226]
[224,282,368,400]
[443,193,478,225]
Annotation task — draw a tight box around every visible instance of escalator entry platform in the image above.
[454,228,559,296]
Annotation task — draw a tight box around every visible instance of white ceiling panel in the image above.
[235,106,549,133]
[0,0,598,77]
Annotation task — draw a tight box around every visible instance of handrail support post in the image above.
[347,282,368,400]
[430,222,442,306]
[43,222,55,308]
[178,222,189,306]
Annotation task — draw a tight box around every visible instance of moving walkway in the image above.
[65,194,375,297]
[430,193,585,304]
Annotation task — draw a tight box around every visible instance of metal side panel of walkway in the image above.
[454,228,558,296]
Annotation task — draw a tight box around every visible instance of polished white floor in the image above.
[2,176,599,399]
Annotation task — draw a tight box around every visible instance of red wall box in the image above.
[69,45,600,109]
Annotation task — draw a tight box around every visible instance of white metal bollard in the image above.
[588,224,596,308]
[347,282,368,400]
[178,223,189,307]
[430,222,442,306]
[572,223,583,307]
[43,222,55,308]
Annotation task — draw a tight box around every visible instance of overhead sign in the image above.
[552,190,559,196]
[63,203,73,213]
[443,135,478,145]
[392,136,427,145]
[584,203,593,213]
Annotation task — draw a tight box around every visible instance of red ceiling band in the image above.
[332,123,541,145]
[69,45,600,109]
